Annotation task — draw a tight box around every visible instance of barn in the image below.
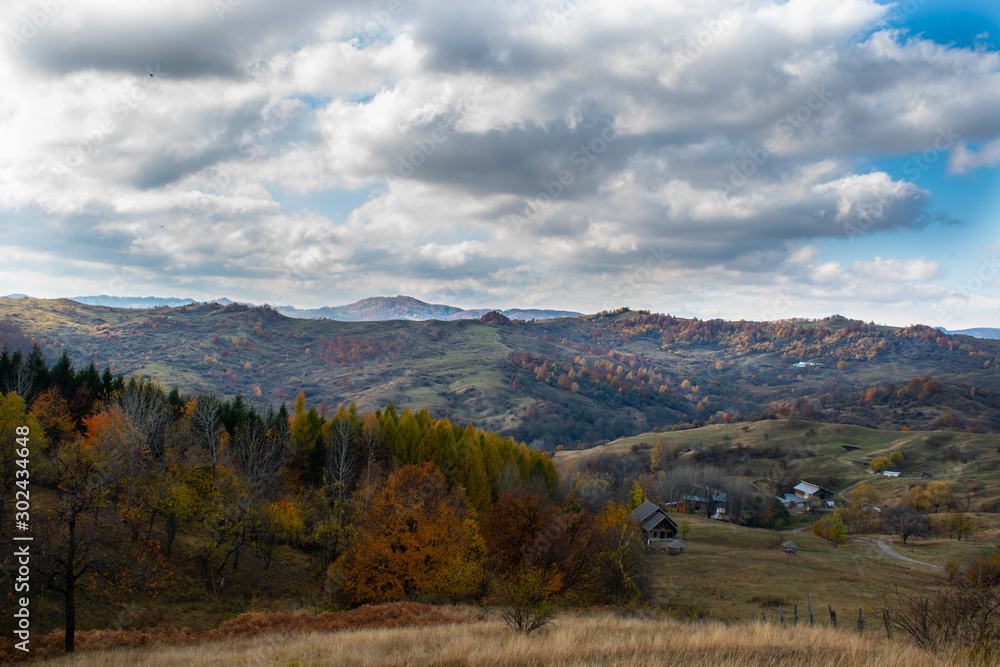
[631,500,679,542]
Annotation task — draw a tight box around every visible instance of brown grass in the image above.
[1,602,476,663]
[32,611,984,667]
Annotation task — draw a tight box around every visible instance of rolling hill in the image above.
[556,419,1000,509]
[2,299,999,449]
[7,293,582,322]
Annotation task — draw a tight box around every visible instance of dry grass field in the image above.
[33,611,983,667]
[642,514,947,620]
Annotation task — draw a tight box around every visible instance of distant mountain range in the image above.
[3,293,993,332]
[274,295,580,322]
[67,295,227,309]
[2,294,580,322]
[942,327,1000,341]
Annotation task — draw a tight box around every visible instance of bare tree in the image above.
[358,414,384,517]
[496,461,522,496]
[4,363,37,404]
[220,419,284,572]
[101,378,172,543]
[325,417,358,504]
[190,394,224,481]
[116,376,171,457]
[883,505,931,545]
[655,466,705,510]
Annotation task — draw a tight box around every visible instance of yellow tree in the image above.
[29,387,76,449]
[870,456,890,473]
[593,503,646,603]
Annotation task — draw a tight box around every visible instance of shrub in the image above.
[489,567,560,635]
[891,548,1000,658]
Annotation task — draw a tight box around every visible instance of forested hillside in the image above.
[2,351,598,655]
[2,299,999,452]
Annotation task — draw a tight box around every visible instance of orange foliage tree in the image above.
[335,463,484,604]
[481,490,646,604]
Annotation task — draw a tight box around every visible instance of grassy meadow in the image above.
[642,513,953,620]
[557,419,1000,507]
[30,610,982,667]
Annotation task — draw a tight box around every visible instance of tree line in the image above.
[1,348,652,655]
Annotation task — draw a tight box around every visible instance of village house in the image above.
[631,500,679,543]
[777,494,807,510]
[677,486,728,515]
[793,481,834,502]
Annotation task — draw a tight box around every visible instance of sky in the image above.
[1,0,998,329]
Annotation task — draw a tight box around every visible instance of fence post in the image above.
[737,611,741,624]
[883,608,892,639]
[857,608,863,635]
[762,608,767,624]
[752,611,756,623]
[779,606,783,626]
[807,592,814,626]
[794,604,798,626]
[828,604,837,629]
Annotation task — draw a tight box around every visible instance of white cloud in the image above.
[848,256,943,283]
[950,139,1000,174]
[0,0,998,326]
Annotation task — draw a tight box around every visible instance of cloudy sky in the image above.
[1,0,999,328]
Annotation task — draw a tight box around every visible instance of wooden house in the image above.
[793,481,834,502]
[777,494,807,510]
[631,501,679,542]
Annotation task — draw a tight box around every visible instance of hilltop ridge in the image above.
[3,294,579,322]
[2,299,998,448]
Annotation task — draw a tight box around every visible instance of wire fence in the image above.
[680,592,896,638]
